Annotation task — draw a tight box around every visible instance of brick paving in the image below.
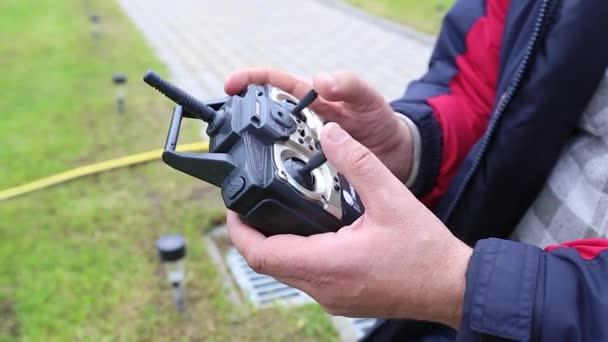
[118,0,433,101]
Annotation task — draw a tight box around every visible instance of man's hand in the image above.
[226,123,472,329]
[224,68,414,182]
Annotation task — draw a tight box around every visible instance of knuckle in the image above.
[250,66,274,82]
[349,145,379,178]
[336,71,382,110]
[245,248,268,274]
[249,257,267,274]
[339,70,359,83]
[262,66,279,78]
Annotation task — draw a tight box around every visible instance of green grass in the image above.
[345,0,454,34]
[0,0,336,340]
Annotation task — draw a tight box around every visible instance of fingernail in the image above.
[326,123,348,144]
[318,73,338,92]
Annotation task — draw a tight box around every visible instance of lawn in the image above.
[346,0,454,34]
[0,0,335,340]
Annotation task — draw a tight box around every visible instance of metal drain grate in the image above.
[226,247,315,307]
[344,317,378,339]
[226,246,378,341]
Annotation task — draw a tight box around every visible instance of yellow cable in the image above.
[0,142,209,202]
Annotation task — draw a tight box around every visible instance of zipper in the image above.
[442,0,555,223]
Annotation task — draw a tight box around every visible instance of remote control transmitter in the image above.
[144,70,364,236]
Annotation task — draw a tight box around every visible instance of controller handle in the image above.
[162,105,236,187]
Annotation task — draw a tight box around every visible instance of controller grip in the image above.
[238,174,364,237]
[240,199,342,237]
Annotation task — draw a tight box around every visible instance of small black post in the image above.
[156,234,187,313]
[89,13,101,39]
[112,73,128,114]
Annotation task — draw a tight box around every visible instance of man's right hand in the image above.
[224,68,414,183]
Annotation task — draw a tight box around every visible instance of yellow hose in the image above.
[0,142,209,202]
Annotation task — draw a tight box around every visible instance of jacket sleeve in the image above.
[457,238,608,341]
[391,0,509,206]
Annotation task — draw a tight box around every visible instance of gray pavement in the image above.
[118,0,433,101]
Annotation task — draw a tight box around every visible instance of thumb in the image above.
[321,122,402,210]
[313,71,386,113]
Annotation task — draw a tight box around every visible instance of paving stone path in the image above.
[118,0,433,101]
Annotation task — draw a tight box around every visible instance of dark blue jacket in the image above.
[365,0,608,340]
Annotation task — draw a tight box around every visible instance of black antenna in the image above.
[299,152,327,176]
[291,89,318,121]
[143,70,216,122]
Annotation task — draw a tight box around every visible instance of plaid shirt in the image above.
[511,69,608,246]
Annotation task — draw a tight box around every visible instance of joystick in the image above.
[144,71,364,236]
[283,157,316,191]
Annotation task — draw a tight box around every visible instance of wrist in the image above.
[400,237,471,329]
[377,114,414,182]
[435,241,472,329]
[396,114,421,188]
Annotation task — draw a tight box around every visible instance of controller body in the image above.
[162,85,364,236]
